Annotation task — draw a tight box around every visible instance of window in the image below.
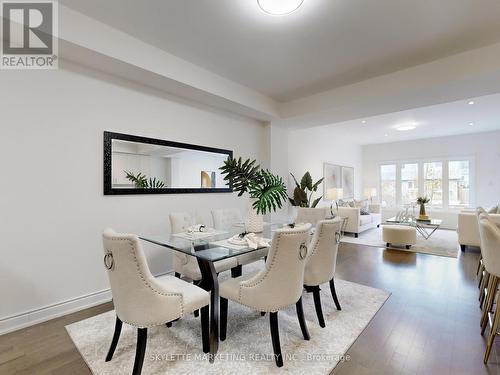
[377,158,473,209]
[380,164,396,207]
[449,160,470,207]
[401,163,418,205]
[423,162,443,207]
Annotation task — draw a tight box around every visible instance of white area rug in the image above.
[66,267,389,374]
[341,227,459,258]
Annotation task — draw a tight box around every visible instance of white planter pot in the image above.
[246,198,264,233]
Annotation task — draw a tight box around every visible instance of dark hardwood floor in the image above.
[1,243,498,374]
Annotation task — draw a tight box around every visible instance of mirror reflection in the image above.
[111,140,228,190]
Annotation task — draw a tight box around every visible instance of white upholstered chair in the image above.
[219,224,312,367]
[295,207,329,226]
[211,208,268,274]
[478,214,500,363]
[169,212,238,281]
[303,219,342,328]
[102,229,210,375]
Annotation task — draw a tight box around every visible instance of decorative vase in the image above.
[246,198,264,233]
[419,203,429,220]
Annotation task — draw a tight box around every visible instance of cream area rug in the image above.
[66,265,389,375]
[341,227,459,258]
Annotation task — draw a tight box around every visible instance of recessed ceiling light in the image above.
[361,120,367,124]
[468,101,475,105]
[395,122,418,131]
[384,134,388,137]
[469,122,475,126]
[257,0,304,15]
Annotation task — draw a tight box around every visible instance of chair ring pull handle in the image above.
[299,242,308,260]
[335,231,341,244]
[104,252,114,270]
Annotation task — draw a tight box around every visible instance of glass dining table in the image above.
[140,223,282,362]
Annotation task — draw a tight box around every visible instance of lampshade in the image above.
[327,188,343,200]
[364,188,377,198]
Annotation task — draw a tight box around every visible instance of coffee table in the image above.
[385,216,442,240]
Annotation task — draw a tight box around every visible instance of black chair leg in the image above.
[295,297,310,340]
[174,272,181,278]
[231,265,242,278]
[220,297,228,341]
[193,281,200,317]
[165,322,172,328]
[312,287,326,328]
[329,278,342,311]
[261,312,266,316]
[105,316,123,362]
[270,312,283,367]
[200,305,210,353]
[132,328,147,375]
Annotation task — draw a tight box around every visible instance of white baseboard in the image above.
[0,270,173,335]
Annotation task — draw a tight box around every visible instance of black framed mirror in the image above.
[103,131,233,195]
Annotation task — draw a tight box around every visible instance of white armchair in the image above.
[304,219,342,327]
[219,224,312,367]
[458,211,500,251]
[102,229,211,375]
[337,203,381,237]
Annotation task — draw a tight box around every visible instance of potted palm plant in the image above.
[220,156,288,232]
[416,196,430,221]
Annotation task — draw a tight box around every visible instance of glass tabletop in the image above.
[140,223,285,263]
[386,216,442,227]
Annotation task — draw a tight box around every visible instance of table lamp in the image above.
[364,187,377,203]
[327,188,343,217]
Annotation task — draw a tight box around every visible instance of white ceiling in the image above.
[315,93,500,145]
[60,0,500,102]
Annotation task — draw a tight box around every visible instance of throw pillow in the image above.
[360,208,370,215]
[487,205,499,214]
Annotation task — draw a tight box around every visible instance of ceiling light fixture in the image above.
[395,122,418,131]
[468,100,475,105]
[362,120,367,124]
[257,0,304,15]
[469,122,475,126]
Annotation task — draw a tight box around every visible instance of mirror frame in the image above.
[103,131,233,195]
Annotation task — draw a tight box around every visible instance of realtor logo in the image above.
[1,0,58,69]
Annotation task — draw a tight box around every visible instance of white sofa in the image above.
[457,211,500,251]
[337,203,382,237]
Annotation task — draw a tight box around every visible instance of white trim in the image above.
[0,270,173,335]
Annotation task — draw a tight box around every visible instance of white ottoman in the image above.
[382,225,417,249]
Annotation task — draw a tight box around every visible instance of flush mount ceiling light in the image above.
[396,122,418,131]
[468,100,475,105]
[257,0,304,15]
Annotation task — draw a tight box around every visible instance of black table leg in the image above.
[196,259,218,363]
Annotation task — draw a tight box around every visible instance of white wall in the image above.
[287,125,364,216]
[362,131,500,228]
[0,61,267,333]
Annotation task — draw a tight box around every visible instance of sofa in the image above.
[337,203,381,237]
[457,211,500,251]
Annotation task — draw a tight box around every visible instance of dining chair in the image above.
[211,208,268,276]
[478,214,500,363]
[219,224,312,367]
[295,207,329,226]
[102,229,210,375]
[303,219,342,328]
[169,212,238,281]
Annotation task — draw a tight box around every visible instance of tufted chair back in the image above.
[239,224,312,312]
[169,212,193,234]
[478,214,500,277]
[212,209,242,230]
[304,219,342,286]
[102,229,182,327]
[295,207,329,226]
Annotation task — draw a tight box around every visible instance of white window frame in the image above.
[377,155,475,210]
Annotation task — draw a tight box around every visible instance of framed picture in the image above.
[323,163,355,199]
[323,163,342,199]
[341,166,354,199]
